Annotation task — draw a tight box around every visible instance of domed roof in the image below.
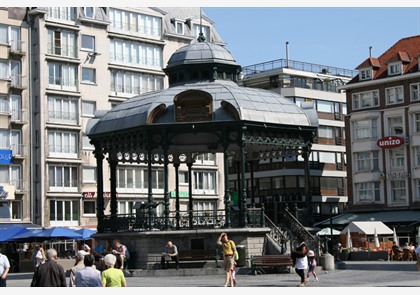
[86,80,318,136]
[165,41,239,69]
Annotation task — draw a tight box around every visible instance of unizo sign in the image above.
[376,136,404,149]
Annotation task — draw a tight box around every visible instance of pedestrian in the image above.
[111,239,129,270]
[34,243,46,268]
[415,243,420,272]
[216,232,237,287]
[93,240,107,270]
[0,251,10,287]
[30,248,67,287]
[101,253,127,287]
[75,254,102,287]
[306,250,318,282]
[69,250,87,287]
[292,239,308,287]
[160,241,180,270]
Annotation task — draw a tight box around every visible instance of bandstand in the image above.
[86,35,319,269]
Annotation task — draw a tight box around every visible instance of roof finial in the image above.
[197,7,206,42]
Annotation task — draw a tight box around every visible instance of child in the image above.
[306,250,318,282]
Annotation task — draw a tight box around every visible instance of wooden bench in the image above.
[251,254,293,275]
[162,249,220,269]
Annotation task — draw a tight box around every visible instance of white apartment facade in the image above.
[0,7,227,228]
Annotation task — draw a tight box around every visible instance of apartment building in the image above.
[0,7,226,228]
[0,8,30,224]
[237,58,357,225]
[339,35,420,238]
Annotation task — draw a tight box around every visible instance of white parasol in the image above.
[393,227,399,247]
[374,227,380,248]
[346,228,353,249]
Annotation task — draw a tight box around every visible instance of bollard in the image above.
[319,253,335,271]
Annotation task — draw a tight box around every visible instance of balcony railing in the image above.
[48,76,78,91]
[47,42,78,58]
[11,144,26,157]
[9,40,25,55]
[11,108,27,124]
[10,74,26,89]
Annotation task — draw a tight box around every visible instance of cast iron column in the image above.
[94,145,104,232]
[187,161,193,229]
[109,157,117,232]
[174,162,180,229]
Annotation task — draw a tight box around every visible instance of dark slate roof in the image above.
[87,80,318,136]
[165,41,238,69]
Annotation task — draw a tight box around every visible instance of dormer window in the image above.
[388,62,402,76]
[84,7,94,18]
[359,68,372,80]
[193,24,210,41]
[175,21,184,35]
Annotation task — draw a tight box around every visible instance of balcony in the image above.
[47,42,78,59]
[10,109,28,125]
[10,74,27,90]
[9,40,26,56]
[11,144,27,158]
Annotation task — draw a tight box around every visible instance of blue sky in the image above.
[204,7,420,70]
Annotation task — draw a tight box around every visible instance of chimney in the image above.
[286,41,289,68]
[369,46,372,58]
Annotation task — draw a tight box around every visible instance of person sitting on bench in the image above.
[161,241,179,270]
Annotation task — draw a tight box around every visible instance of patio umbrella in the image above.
[0,226,31,242]
[374,227,380,248]
[316,228,341,236]
[393,227,399,247]
[9,229,43,242]
[346,228,353,249]
[32,227,83,241]
[74,228,96,240]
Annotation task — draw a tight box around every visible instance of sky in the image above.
[204,7,420,71]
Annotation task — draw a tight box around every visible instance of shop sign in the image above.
[376,136,404,149]
[0,150,12,164]
[83,192,111,198]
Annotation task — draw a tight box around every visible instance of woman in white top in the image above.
[35,244,46,268]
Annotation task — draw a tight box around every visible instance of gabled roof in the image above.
[349,35,420,84]
[355,57,380,70]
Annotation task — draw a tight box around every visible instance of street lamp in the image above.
[326,197,340,255]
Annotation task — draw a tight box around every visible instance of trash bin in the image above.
[236,245,246,267]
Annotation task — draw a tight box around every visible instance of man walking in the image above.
[30,248,67,287]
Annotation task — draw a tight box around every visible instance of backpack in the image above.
[124,245,130,260]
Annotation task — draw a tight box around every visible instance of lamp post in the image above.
[326,197,340,255]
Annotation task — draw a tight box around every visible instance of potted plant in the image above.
[338,247,351,261]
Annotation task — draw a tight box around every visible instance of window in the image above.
[48,165,78,192]
[193,24,210,41]
[389,147,405,169]
[47,7,77,22]
[356,182,380,202]
[175,21,184,35]
[11,130,22,156]
[48,130,78,158]
[353,119,378,140]
[110,39,162,69]
[0,25,21,51]
[48,96,78,124]
[81,34,95,51]
[387,116,404,136]
[0,95,10,114]
[83,200,96,215]
[84,7,94,18]
[50,200,79,224]
[11,200,22,220]
[108,8,162,38]
[81,67,96,84]
[0,129,10,149]
[116,166,165,191]
[82,134,94,149]
[193,201,216,216]
[414,179,420,200]
[316,100,334,113]
[118,201,135,214]
[195,153,216,165]
[82,101,96,117]
[10,95,22,121]
[47,29,76,58]
[359,68,372,80]
[388,62,402,75]
[82,167,96,183]
[318,126,335,139]
[386,86,404,105]
[411,83,420,101]
[415,147,420,167]
[48,63,77,90]
[318,152,337,164]
[110,71,163,95]
[178,171,189,184]
[413,113,420,133]
[355,151,379,172]
[193,171,216,194]
[391,180,406,201]
[352,90,379,110]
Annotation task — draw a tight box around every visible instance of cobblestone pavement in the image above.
[5,266,420,288]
